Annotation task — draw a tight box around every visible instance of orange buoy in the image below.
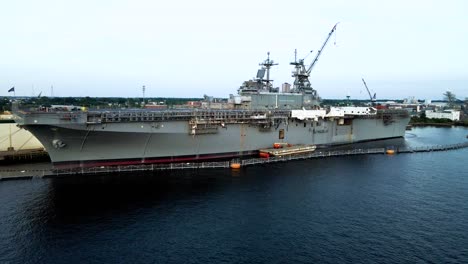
[386,149,395,155]
[230,163,241,169]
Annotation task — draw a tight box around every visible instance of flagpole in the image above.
[8,124,13,151]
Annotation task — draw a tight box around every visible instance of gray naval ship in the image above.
[13,24,409,168]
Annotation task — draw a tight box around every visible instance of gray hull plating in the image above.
[23,114,409,166]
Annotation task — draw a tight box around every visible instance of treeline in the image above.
[410,115,452,124]
[321,99,404,107]
[0,96,203,112]
[0,97,11,112]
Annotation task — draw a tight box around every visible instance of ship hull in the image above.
[22,114,409,168]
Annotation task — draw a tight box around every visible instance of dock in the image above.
[1,141,468,181]
[259,144,317,157]
[0,148,49,163]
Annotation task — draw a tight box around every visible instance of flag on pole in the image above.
[8,87,15,92]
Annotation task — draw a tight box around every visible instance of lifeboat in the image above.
[273,142,289,149]
[273,143,282,149]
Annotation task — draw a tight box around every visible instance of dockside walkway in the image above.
[1,141,468,180]
[0,149,49,163]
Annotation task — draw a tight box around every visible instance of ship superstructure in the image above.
[13,24,410,168]
[233,23,338,110]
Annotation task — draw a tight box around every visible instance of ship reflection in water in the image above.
[1,126,467,263]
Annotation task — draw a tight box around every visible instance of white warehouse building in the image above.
[425,110,460,121]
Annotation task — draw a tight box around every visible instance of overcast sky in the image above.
[1,0,467,100]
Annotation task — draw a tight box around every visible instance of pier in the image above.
[0,148,49,163]
[1,141,468,181]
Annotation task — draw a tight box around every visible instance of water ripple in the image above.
[0,127,467,263]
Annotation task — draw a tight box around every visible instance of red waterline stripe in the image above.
[53,151,257,169]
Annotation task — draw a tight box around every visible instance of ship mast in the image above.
[8,124,13,151]
[259,52,278,92]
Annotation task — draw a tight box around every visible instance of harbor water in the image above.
[0,127,467,263]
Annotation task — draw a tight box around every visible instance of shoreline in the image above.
[410,122,468,127]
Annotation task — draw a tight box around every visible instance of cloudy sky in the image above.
[1,0,467,100]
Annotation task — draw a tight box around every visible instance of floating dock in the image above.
[259,144,317,157]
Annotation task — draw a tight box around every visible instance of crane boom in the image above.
[307,23,338,74]
[361,78,376,105]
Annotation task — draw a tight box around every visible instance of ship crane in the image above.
[290,23,339,95]
[361,78,377,106]
[307,23,338,74]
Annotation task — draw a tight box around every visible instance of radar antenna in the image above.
[238,53,279,94]
[259,52,278,92]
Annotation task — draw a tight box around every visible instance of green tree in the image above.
[420,112,426,120]
[463,97,468,114]
[443,91,456,108]
[0,97,11,112]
